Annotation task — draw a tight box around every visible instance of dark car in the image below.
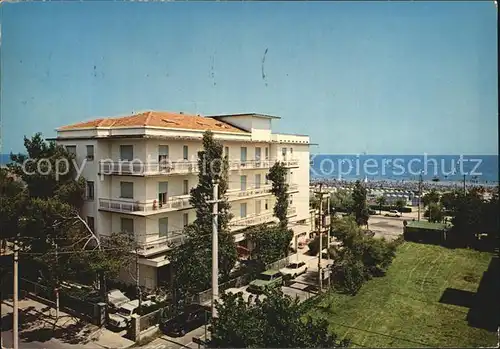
[161,304,211,337]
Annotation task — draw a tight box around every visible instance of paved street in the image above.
[1,299,133,349]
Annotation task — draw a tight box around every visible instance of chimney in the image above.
[179,112,184,115]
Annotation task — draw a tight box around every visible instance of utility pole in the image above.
[463,174,466,195]
[326,195,331,288]
[211,180,219,318]
[54,242,60,320]
[417,173,423,221]
[13,233,19,349]
[13,217,26,349]
[136,245,142,316]
[314,183,325,292]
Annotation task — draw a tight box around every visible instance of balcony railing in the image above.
[99,195,191,214]
[288,183,299,192]
[230,211,275,231]
[287,207,297,216]
[137,231,186,255]
[227,185,272,200]
[99,160,198,176]
[99,158,299,176]
[99,185,279,214]
[228,159,272,170]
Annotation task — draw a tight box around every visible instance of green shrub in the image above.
[332,256,366,295]
[307,235,329,255]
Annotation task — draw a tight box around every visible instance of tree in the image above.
[422,189,440,207]
[394,198,406,214]
[424,202,445,223]
[169,131,237,300]
[210,289,350,348]
[0,168,28,250]
[330,190,354,213]
[267,162,289,229]
[440,190,460,212]
[375,196,386,214]
[307,235,329,256]
[448,190,484,247]
[246,224,293,266]
[351,181,369,226]
[3,134,133,310]
[330,216,397,290]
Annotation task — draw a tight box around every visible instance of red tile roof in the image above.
[58,111,248,134]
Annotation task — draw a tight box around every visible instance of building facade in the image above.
[55,111,311,289]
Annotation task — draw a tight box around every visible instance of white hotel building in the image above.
[54,111,311,289]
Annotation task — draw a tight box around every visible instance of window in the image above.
[265,174,269,185]
[120,145,134,161]
[265,147,269,160]
[158,182,168,205]
[255,174,261,189]
[86,145,94,161]
[282,147,287,160]
[240,147,247,162]
[265,199,269,210]
[224,146,229,158]
[120,182,134,199]
[183,145,189,160]
[240,203,247,218]
[159,145,169,163]
[65,145,76,156]
[255,200,261,215]
[290,148,293,157]
[87,216,95,233]
[183,180,189,195]
[183,213,189,227]
[240,175,247,191]
[159,218,168,237]
[121,218,134,234]
[86,181,94,200]
[255,147,261,160]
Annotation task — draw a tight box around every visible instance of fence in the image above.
[17,277,102,324]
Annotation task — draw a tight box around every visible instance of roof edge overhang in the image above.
[206,113,281,120]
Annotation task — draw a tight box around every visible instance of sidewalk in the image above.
[1,297,134,349]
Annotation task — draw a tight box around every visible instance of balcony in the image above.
[288,183,299,192]
[137,231,186,256]
[287,206,297,216]
[98,158,299,176]
[98,195,191,215]
[227,185,272,201]
[230,211,275,231]
[99,160,198,176]
[228,159,272,170]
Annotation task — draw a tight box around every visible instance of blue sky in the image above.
[1,1,498,155]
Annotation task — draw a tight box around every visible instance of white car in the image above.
[107,289,130,311]
[385,210,402,217]
[108,299,154,329]
[279,261,308,279]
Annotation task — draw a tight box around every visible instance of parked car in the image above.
[280,262,307,279]
[247,270,283,293]
[161,304,211,337]
[385,210,402,217]
[108,299,154,330]
[107,289,130,311]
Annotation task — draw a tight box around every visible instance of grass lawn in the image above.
[309,242,498,348]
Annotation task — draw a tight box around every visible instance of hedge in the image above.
[369,205,412,213]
